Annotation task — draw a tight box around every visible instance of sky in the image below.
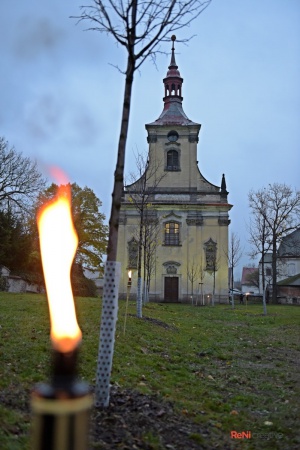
[1,0,299,279]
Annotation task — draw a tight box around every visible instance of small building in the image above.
[258,229,300,297]
[277,273,300,305]
[277,229,300,280]
[0,265,41,294]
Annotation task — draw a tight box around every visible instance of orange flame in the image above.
[37,183,82,353]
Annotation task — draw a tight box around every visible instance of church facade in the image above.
[117,38,232,303]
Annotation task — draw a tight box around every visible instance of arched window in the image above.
[167,150,179,171]
[164,221,180,246]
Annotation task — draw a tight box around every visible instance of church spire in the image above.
[163,35,183,102]
[221,174,228,198]
[148,36,199,126]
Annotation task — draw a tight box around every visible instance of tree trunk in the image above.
[231,265,235,309]
[137,207,144,317]
[95,56,135,407]
[143,225,147,304]
[106,57,135,262]
[271,234,277,303]
[212,269,215,307]
[261,256,267,315]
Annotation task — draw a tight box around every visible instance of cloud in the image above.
[13,17,65,60]
[25,93,62,138]
[24,87,101,149]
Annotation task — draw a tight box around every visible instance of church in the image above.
[117,37,232,303]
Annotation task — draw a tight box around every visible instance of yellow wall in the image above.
[117,120,231,302]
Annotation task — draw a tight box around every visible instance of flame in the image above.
[37,183,82,353]
[128,270,132,279]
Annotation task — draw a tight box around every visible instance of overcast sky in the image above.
[1,0,299,279]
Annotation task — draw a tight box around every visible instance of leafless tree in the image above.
[187,258,200,304]
[248,209,272,315]
[198,256,206,305]
[249,183,300,303]
[0,137,46,213]
[209,253,220,307]
[225,232,243,309]
[126,151,165,316]
[143,215,160,303]
[73,0,212,264]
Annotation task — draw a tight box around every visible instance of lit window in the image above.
[165,222,180,246]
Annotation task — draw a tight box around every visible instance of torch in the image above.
[123,270,132,335]
[31,184,92,450]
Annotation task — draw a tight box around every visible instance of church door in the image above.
[164,277,179,302]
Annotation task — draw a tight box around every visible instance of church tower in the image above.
[117,37,232,303]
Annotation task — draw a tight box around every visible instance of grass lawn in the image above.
[0,292,299,449]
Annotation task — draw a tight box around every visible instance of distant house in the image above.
[277,274,300,305]
[241,267,259,294]
[0,265,42,294]
[258,229,300,298]
[277,229,300,280]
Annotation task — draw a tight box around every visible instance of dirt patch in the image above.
[89,385,230,449]
[0,384,231,449]
[212,320,250,327]
[128,314,178,331]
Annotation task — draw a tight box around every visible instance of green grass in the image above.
[0,293,299,449]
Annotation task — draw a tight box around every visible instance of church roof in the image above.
[150,98,198,126]
[148,36,199,127]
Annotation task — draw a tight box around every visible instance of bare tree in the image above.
[209,254,220,307]
[198,256,206,305]
[143,215,160,303]
[249,183,300,303]
[225,232,243,309]
[248,209,272,315]
[187,258,200,304]
[74,0,211,263]
[126,151,165,317]
[0,137,46,213]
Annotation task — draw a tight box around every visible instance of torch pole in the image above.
[31,349,92,450]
